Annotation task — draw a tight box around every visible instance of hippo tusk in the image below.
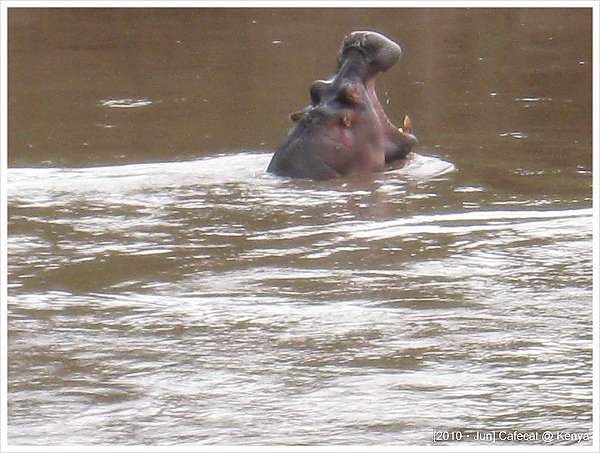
[403,115,412,134]
[398,116,412,134]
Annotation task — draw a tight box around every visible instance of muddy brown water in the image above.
[6,8,593,446]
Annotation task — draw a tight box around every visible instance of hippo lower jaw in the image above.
[361,74,418,165]
[267,30,418,180]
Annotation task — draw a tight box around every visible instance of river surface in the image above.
[5,7,594,447]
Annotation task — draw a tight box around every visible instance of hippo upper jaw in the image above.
[337,30,403,74]
[267,30,418,180]
[340,33,418,162]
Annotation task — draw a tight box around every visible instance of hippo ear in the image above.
[290,111,305,122]
[341,83,362,106]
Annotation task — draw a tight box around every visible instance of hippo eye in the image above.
[310,80,328,105]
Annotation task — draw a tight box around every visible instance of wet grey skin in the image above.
[267,30,418,180]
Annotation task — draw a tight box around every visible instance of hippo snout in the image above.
[338,30,403,73]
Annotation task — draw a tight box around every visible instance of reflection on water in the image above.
[6,7,593,447]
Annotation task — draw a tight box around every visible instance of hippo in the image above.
[267,30,418,180]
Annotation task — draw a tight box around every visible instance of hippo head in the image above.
[267,31,418,180]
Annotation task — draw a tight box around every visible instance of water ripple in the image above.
[7,153,592,445]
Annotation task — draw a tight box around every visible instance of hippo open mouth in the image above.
[267,31,418,180]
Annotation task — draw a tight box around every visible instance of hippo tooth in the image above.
[403,115,412,133]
